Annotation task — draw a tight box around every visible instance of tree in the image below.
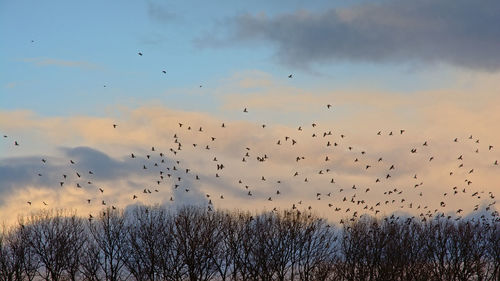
[25,210,85,281]
[174,206,219,281]
[87,208,128,281]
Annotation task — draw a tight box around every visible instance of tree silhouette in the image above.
[0,206,498,281]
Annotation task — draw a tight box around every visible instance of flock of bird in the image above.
[2,49,499,224]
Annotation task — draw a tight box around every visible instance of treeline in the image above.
[0,206,498,281]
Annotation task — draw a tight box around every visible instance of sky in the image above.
[1,0,499,226]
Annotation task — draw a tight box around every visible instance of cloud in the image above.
[0,147,140,202]
[22,57,100,69]
[0,145,207,225]
[204,0,500,71]
[1,71,499,226]
[0,156,55,194]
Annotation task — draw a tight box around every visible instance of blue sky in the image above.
[1,0,458,117]
[2,0,300,115]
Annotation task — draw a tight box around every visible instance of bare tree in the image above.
[174,206,219,281]
[9,222,39,281]
[87,208,128,281]
[208,211,238,281]
[155,211,185,281]
[484,220,500,281]
[2,206,498,281]
[0,226,16,281]
[80,235,104,281]
[123,205,181,281]
[25,210,84,281]
[295,214,337,281]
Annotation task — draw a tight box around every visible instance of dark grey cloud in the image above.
[0,146,210,207]
[211,0,500,71]
[61,146,134,181]
[0,156,58,193]
[0,147,139,202]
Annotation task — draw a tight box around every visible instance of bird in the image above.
[162,70,166,74]
[113,124,117,128]
[138,52,143,56]
[288,74,293,78]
